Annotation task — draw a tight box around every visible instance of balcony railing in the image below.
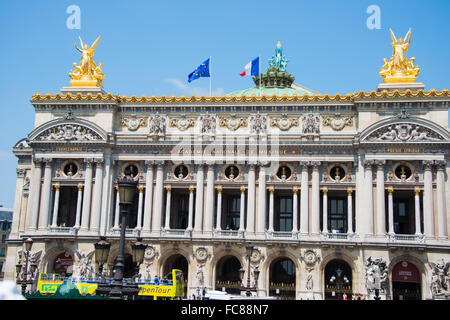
[213,230,242,238]
[389,234,424,243]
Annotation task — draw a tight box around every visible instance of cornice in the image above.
[30,89,450,104]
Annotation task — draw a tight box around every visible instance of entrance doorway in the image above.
[392,261,421,300]
[215,256,242,294]
[163,254,189,296]
[324,259,352,300]
[269,257,296,299]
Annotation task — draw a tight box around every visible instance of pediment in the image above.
[28,118,107,143]
[361,118,449,143]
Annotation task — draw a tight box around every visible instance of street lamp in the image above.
[16,237,36,295]
[109,174,137,300]
[330,267,349,300]
[239,245,260,297]
[131,237,147,286]
[94,236,111,297]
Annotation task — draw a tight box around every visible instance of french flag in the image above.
[239,57,259,77]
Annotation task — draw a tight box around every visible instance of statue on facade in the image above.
[365,257,388,294]
[268,41,288,72]
[379,29,420,83]
[69,36,105,87]
[429,260,450,298]
[73,250,94,280]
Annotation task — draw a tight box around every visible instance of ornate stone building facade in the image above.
[5,40,450,300]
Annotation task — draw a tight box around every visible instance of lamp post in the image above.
[16,237,37,295]
[109,174,137,300]
[239,245,260,297]
[329,267,349,300]
[94,236,111,297]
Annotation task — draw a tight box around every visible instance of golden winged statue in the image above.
[379,28,420,83]
[69,36,105,87]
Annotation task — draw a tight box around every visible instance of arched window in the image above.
[215,256,242,294]
[269,257,296,299]
[324,259,352,300]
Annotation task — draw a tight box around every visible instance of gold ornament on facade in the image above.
[69,36,105,87]
[322,114,353,131]
[270,114,299,131]
[218,114,248,131]
[120,115,147,131]
[169,115,196,131]
[379,29,420,84]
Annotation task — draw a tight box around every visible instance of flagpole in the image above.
[209,56,212,96]
[259,55,262,97]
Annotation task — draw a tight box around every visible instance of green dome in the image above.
[227,83,317,97]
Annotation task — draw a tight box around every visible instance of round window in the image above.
[225,165,239,180]
[276,165,292,180]
[174,164,188,179]
[124,164,139,177]
[395,164,412,180]
[330,165,345,181]
[63,162,78,176]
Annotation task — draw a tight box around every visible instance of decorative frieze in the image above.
[322,114,353,131]
[218,114,248,131]
[270,114,299,131]
[302,113,320,134]
[120,115,147,131]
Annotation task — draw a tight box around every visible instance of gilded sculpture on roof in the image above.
[379,29,420,83]
[69,36,105,87]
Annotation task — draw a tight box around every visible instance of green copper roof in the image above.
[227,83,318,97]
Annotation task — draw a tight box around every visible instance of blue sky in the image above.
[0,0,449,208]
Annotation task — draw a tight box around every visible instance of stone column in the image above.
[239,186,246,232]
[321,188,328,233]
[387,187,394,235]
[100,153,112,236]
[268,187,275,232]
[256,162,268,235]
[152,161,165,233]
[414,187,422,235]
[375,160,386,236]
[215,186,222,231]
[435,160,447,238]
[300,161,309,235]
[293,187,299,233]
[51,184,60,228]
[311,161,321,235]
[27,158,43,231]
[74,184,83,228]
[347,188,353,234]
[204,163,215,234]
[113,186,120,229]
[164,186,172,229]
[136,186,144,230]
[81,159,94,232]
[359,159,374,237]
[194,163,205,233]
[187,186,195,231]
[90,159,104,233]
[246,164,256,234]
[11,169,26,235]
[423,160,434,237]
[38,158,53,230]
[143,160,154,234]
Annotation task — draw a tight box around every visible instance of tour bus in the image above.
[35,269,185,300]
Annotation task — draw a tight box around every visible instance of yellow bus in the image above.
[35,269,185,300]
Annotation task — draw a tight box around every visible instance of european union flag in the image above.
[188,58,210,83]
